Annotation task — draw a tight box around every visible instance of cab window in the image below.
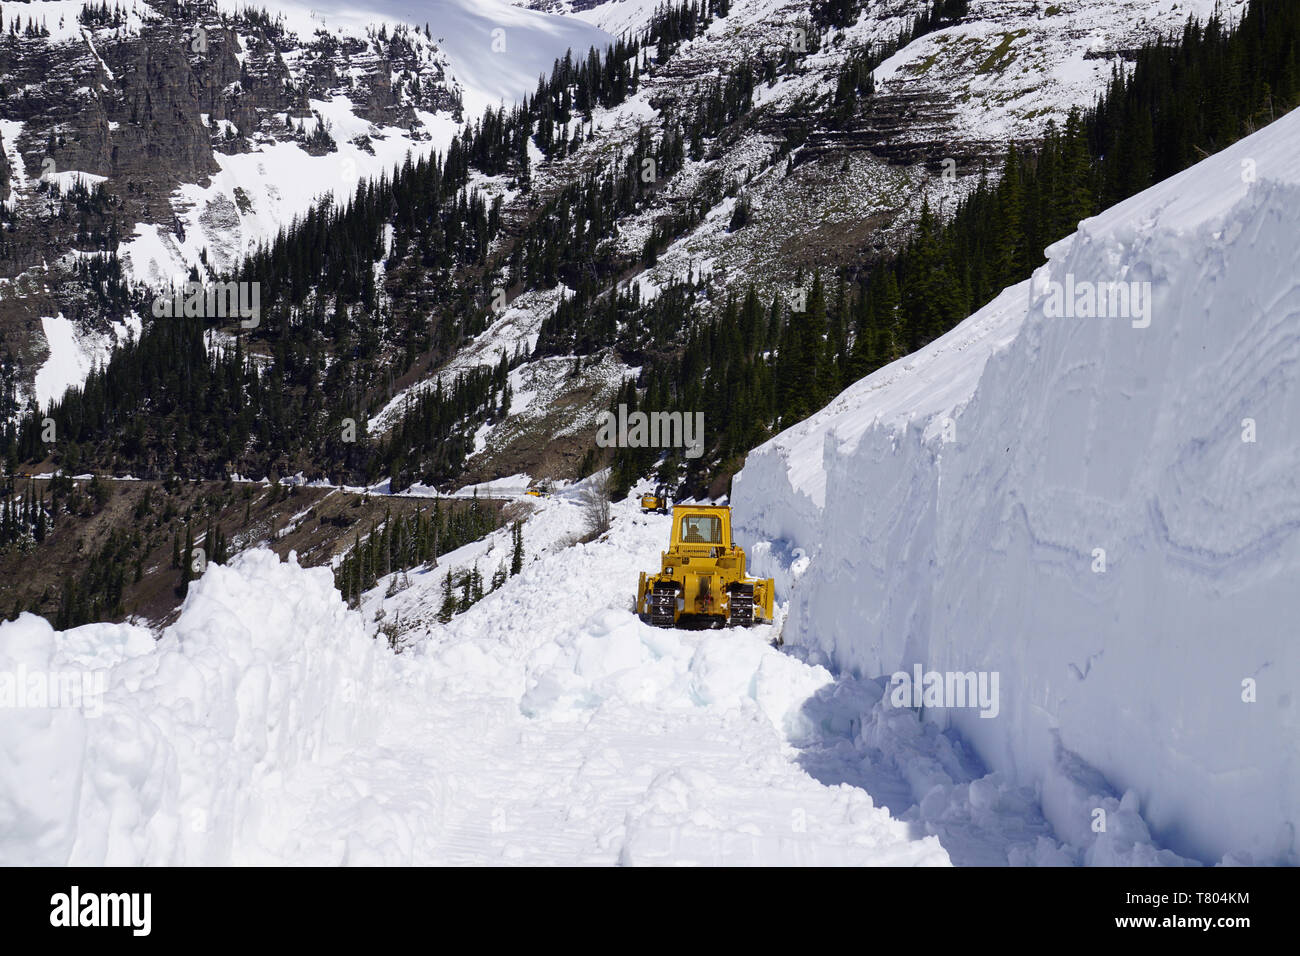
[680,515,722,544]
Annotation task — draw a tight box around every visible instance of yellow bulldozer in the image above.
[639,483,671,514]
[636,504,774,628]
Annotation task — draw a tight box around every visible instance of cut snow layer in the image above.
[733,107,1300,865]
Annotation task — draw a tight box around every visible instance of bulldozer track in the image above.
[649,584,678,628]
[728,583,755,627]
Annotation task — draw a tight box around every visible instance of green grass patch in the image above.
[910,49,944,75]
[976,30,1028,75]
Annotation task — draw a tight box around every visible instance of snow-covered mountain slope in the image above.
[445,0,1246,474]
[121,0,609,284]
[868,0,1249,145]
[532,0,663,37]
[732,105,1300,865]
[0,479,1198,865]
[532,0,1248,145]
[268,0,612,115]
[2,0,1241,460]
[0,0,608,411]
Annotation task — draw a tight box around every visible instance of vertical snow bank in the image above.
[0,550,384,864]
[733,109,1300,865]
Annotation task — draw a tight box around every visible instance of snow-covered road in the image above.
[203,492,956,865]
[4,485,1149,866]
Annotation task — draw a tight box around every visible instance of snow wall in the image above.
[733,108,1300,865]
[0,551,387,865]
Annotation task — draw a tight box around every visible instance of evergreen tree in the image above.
[437,571,456,623]
[510,520,524,575]
[178,526,194,597]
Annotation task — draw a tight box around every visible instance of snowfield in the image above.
[733,106,1300,866]
[31,313,111,411]
[1,479,1205,865]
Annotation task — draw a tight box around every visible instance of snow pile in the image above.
[733,108,1300,865]
[3,475,1204,864]
[0,550,385,864]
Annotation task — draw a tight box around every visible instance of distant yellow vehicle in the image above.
[639,484,670,514]
[526,489,545,497]
[636,505,774,628]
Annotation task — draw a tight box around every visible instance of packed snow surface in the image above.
[733,107,1300,866]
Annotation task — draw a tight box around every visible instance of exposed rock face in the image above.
[0,7,457,273]
[0,2,460,408]
[525,0,611,14]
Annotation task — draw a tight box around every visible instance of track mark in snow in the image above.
[787,669,1073,866]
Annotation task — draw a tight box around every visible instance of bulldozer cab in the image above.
[679,513,721,544]
[671,505,732,550]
